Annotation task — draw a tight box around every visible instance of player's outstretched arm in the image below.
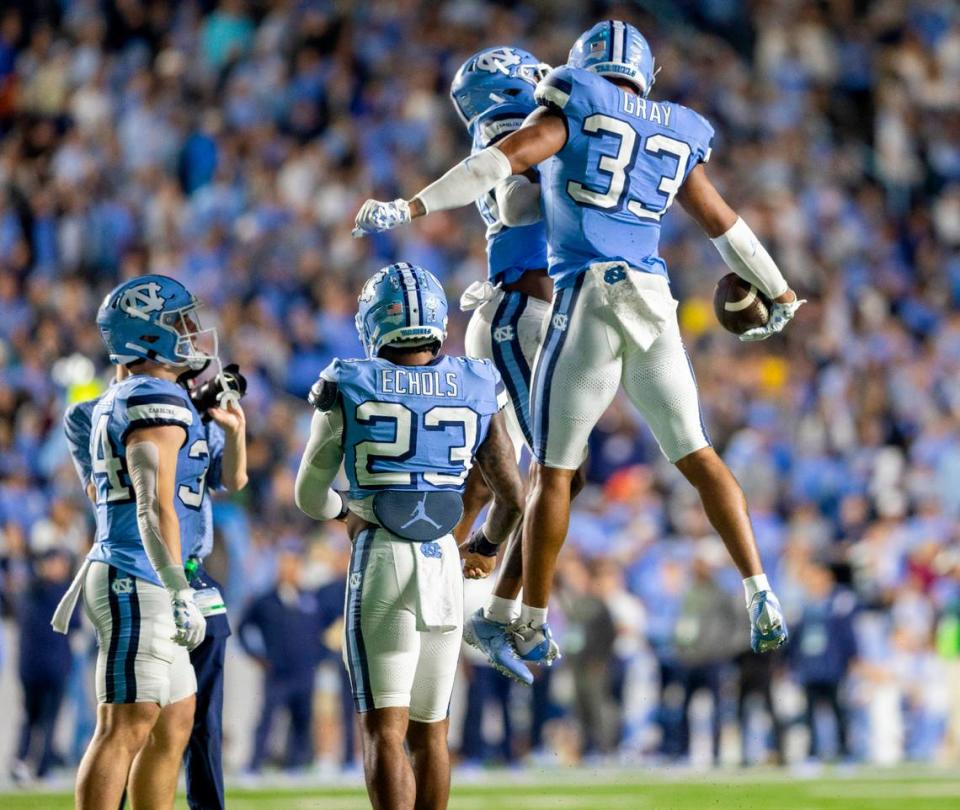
[353,109,566,237]
[459,411,525,579]
[127,424,206,650]
[678,164,805,341]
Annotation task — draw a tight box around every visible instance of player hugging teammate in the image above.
[355,18,799,696]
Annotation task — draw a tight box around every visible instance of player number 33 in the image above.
[567,113,691,221]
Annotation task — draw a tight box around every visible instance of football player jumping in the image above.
[295,263,523,810]
[354,21,800,676]
[448,46,589,685]
[53,275,239,809]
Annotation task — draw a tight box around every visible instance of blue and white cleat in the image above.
[749,590,789,653]
[511,621,561,666]
[463,608,534,686]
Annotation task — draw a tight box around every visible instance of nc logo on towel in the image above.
[111,577,134,595]
[420,542,442,559]
[350,572,362,590]
[552,313,568,331]
[604,267,627,285]
[493,325,514,343]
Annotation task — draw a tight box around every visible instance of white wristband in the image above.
[416,146,512,215]
[742,573,771,607]
[711,218,788,301]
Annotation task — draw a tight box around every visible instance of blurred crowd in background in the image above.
[2,0,960,783]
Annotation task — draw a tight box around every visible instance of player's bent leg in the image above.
[516,279,620,663]
[75,702,158,810]
[622,316,787,651]
[128,694,195,810]
[407,718,450,810]
[361,707,415,810]
[619,312,764,574]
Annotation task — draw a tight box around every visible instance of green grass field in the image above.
[3,769,960,810]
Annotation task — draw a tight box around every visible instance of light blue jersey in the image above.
[64,392,224,561]
[64,398,96,486]
[195,421,225,559]
[86,375,211,585]
[320,355,506,499]
[534,65,714,289]
[471,101,548,285]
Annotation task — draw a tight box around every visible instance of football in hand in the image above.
[713,273,771,335]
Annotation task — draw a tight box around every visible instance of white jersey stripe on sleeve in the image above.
[126,403,194,426]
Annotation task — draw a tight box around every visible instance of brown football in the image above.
[713,273,771,335]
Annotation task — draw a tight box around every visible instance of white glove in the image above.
[171,588,207,651]
[740,297,806,342]
[352,198,411,237]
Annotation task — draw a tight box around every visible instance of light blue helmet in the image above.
[96,274,218,369]
[450,46,550,128]
[355,263,448,358]
[569,20,656,97]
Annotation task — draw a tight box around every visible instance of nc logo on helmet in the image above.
[119,282,166,320]
[475,47,521,76]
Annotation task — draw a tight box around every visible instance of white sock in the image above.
[742,573,770,607]
[520,603,548,630]
[483,595,517,625]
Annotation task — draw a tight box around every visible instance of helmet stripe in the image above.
[397,264,421,327]
[613,20,625,63]
[608,20,615,62]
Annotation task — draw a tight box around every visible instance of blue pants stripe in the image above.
[105,566,140,703]
[124,580,140,702]
[345,529,375,712]
[531,275,585,463]
[490,291,534,449]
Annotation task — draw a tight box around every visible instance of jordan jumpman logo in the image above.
[401,494,441,530]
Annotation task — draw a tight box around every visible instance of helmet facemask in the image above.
[159,303,220,371]
[162,304,239,408]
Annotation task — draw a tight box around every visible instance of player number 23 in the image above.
[567,113,691,221]
[354,402,478,488]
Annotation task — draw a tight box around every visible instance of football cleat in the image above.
[749,590,789,653]
[463,608,533,686]
[510,620,561,666]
